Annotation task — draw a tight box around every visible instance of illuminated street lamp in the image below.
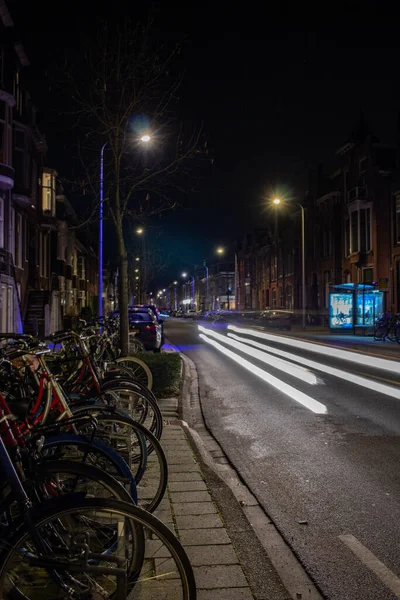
[181,272,187,278]
[99,135,150,318]
[273,197,306,329]
[136,228,144,235]
[173,280,178,285]
[216,247,224,255]
[135,257,140,261]
[135,268,139,273]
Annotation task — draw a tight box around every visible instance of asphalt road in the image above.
[165,317,400,600]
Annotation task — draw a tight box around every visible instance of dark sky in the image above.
[11,0,400,288]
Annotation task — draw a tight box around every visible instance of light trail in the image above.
[197,326,317,385]
[199,333,327,414]
[227,325,400,374]
[227,332,400,400]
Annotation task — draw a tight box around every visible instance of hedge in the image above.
[131,352,181,398]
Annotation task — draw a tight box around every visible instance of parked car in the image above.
[110,307,163,351]
[184,310,198,319]
[128,308,163,352]
[133,305,166,345]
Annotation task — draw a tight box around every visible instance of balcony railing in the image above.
[347,186,367,202]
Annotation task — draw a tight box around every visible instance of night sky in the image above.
[12,0,400,288]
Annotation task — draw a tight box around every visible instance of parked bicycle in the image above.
[374,311,400,343]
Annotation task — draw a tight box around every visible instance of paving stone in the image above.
[170,491,212,503]
[169,463,200,473]
[194,565,248,589]
[154,557,181,579]
[186,545,238,566]
[175,513,224,530]
[164,456,197,465]
[168,480,208,492]
[127,580,183,598]
[154,510,173,523]
[173,502,217,515]
[197,588,254,600]
[179,528,231,546]
[169,471,204,482]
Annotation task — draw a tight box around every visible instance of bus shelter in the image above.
[329,283,384,333]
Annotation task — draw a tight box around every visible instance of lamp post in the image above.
[136,228,145,303]
[98,134,151,318]
[98,142,107,318]
[273,198,306,329]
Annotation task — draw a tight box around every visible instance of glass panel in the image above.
[329,293,353,329]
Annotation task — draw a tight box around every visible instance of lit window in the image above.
[41,171,55,215]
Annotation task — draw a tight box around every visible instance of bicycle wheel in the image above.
[42,433,139,503]
[0,496,196,599]
[113,356,153,390]
[71,411,168,512]
[374,325,387,340]
[100,380,163,441]
[128,336,145,353]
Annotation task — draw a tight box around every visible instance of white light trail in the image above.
[227,325,400,374]
[198,325,317,385]
[227,332,400,400]
[199,333,327,414]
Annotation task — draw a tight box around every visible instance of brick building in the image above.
[236,117,399,319]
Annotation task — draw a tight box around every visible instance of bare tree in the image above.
[66,19,201,354]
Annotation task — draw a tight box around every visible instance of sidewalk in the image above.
[156,396,254,599]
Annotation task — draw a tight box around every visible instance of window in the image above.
[0,196,4,248]
[344,218,350,257]
[279,286,284,308]
[41,171,55,215]
[14,128,26,187]
[395,195,400,244]
[15,213,23,268]
[79,256,85,279]
[57,225,67,261]
[359,208,371,252]
[272,288,276,308]
[72,250,78,275]
[10,208,15,263]
[1,284,14,332]
[351,211,359,253]
[362,268,373,284]
[0,102,11,165]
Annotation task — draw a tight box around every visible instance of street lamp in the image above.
[216,247,224,255]
[273,198,306,329]
[99,134,150,318]
[136,228,144,235]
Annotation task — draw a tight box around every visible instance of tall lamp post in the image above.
[273,199,306,329]
[98,142,107,318]
[98,134,151,318]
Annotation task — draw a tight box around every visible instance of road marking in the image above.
[339,534,400,597]
[227,325,400,374]
[227,332,400,401]
[199,333,327,414]
[198,325,318,385]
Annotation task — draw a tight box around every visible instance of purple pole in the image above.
[99,143,107,318]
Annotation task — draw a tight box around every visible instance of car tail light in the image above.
[145,324,157,332]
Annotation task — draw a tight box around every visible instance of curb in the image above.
[178,350,324,600]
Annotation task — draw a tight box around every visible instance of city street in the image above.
[166,318,400,600]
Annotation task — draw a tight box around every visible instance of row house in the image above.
[1,1,98,335]
[236,117,399,319]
